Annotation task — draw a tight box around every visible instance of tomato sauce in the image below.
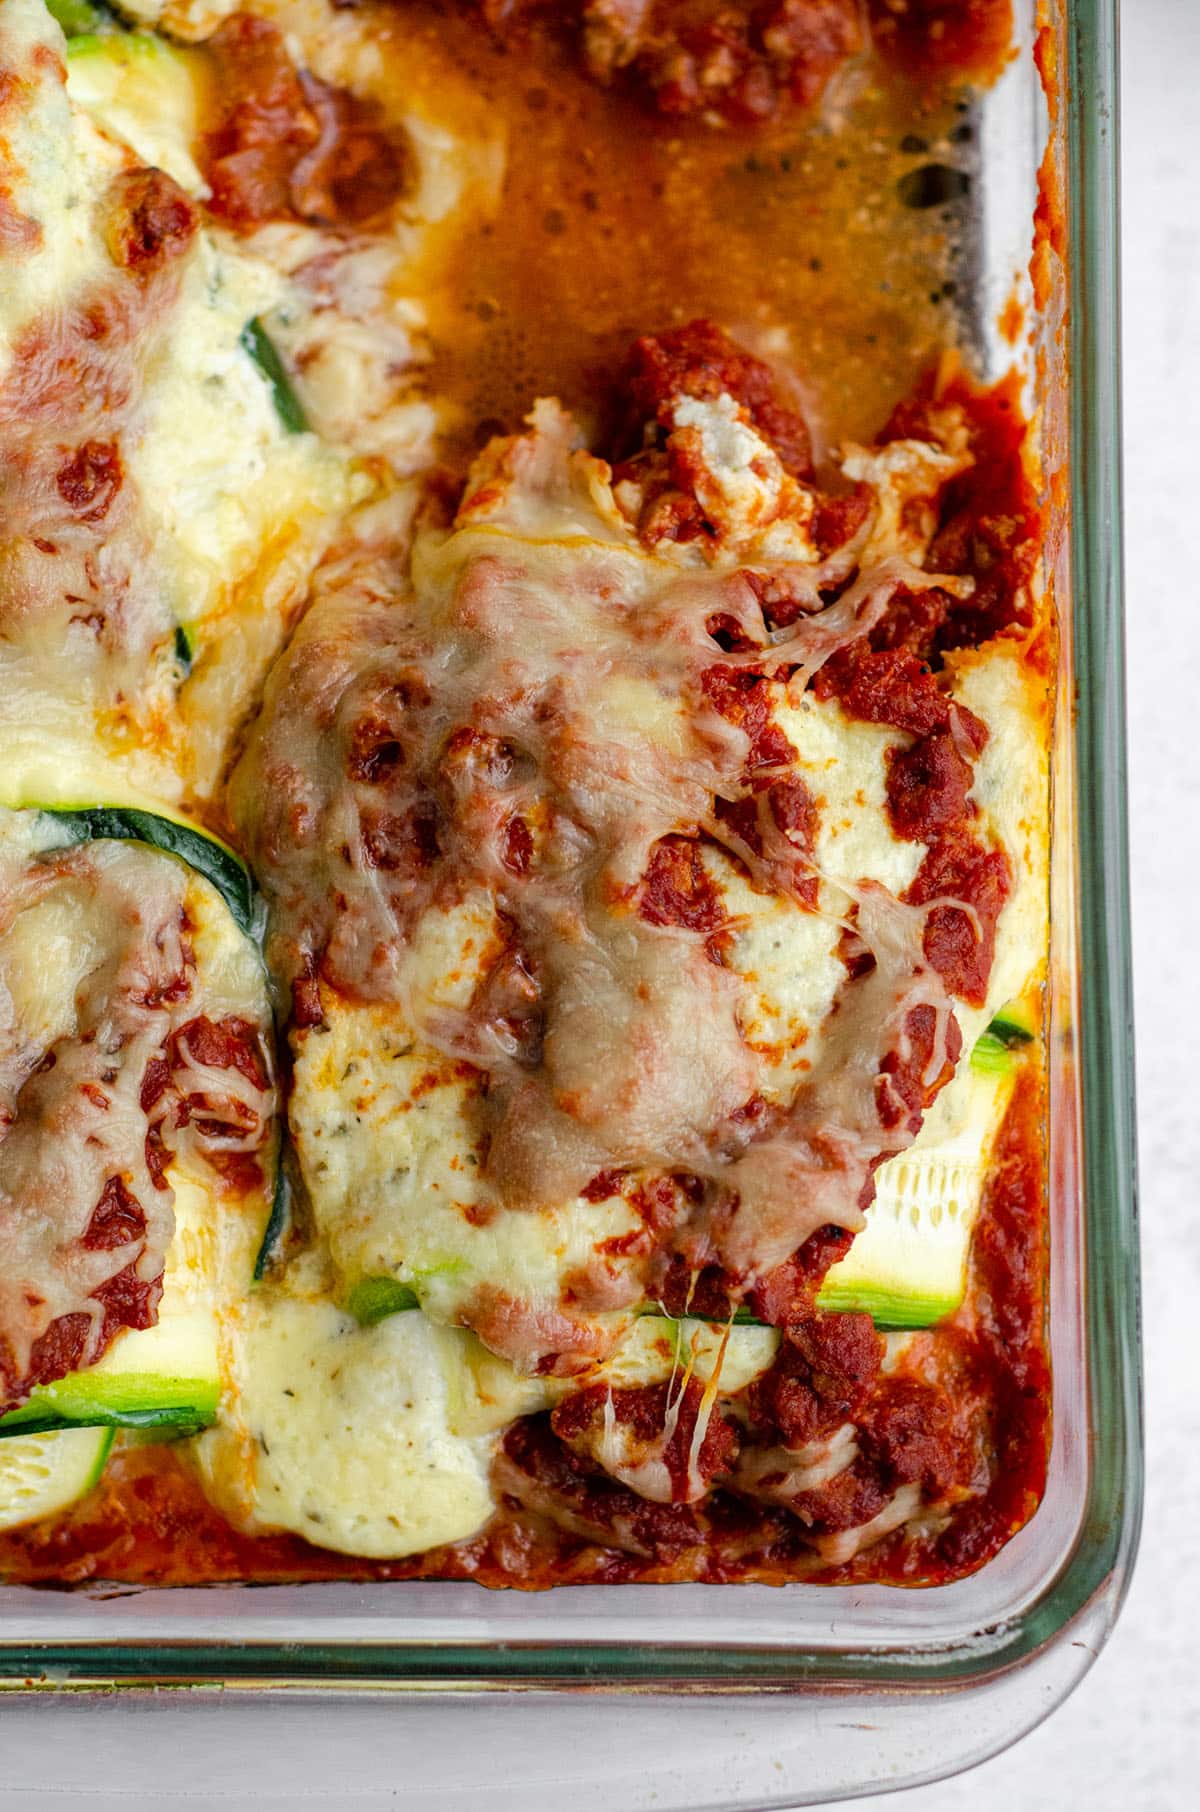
[371,0,990,461]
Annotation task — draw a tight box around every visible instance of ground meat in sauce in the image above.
[551,1377,739,1501]
[463,0,1013,126]
[212,298,1041,1579]
[203,15,407,230]
[866,0,1015,84]
[618,319,814,477]
[10,322,1040,1580]
[881,374,1040,653]
[105,167,198,276]
[746,1311,883,1447]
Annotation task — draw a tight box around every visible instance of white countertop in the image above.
[3,1,1195,1803]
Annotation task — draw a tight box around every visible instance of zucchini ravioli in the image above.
[201,323,1050,1583]
[0,803,275,1526]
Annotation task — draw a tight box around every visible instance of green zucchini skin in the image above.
[340,1008,1036,1339]
[970,1007,1037,1075]
[0,1374,217,1441]
[643,1295,945,1331]
[640,1302,759,1327]
[240,318,309,435]
[47,0,112,36]
[812,1282,955,1328]
[41,806,259,937]
[345,1277,420,1326]
[254,1163,291,1282]
[0,1407,208,1440]
[0,1426,116,1531]
[987,1011,1035,1047]
[344,1282,936,1336]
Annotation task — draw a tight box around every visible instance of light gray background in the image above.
[2,0,1196,1802]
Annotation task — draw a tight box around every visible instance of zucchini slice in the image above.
[970,1003,1037,1075]
[0,1175,221,1440]
[0,1376,214,1440]
[0,1428,114,1531]
[345,1276,421,1326]
[254,1162,291,1282]
[342,1056,1018,1340]
[816,1065,1014,1327]
[0,1324,218,1438]
[65,26,209,197]
[38,807,258,937]
[47,0,112,35]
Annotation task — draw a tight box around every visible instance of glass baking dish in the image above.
[0,0,1138,1802]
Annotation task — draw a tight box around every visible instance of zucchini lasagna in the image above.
[0,0,1051,1588]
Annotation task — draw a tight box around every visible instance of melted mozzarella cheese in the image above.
[285,713,927,1338]
[191,1283,782,1554]
[3,2,503,807]
[126,229,368,796]
[271,386,1044,1368]
[597,1316,779,1394]
[194,1295,499,1557]
[0,10,359,802]
[0,4,115,384]
[721,692,929,1101]
[126,234,361,637]
[776,693,926,898]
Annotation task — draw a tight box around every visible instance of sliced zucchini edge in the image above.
[253,1162,290,1282]
[37,805,260,937]
[240,317,309,436]
[0,1426,115,1532]
[48,0,115,38]
[0,1374,219,1440]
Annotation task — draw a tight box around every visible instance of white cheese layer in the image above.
[952,641,1052,1045]
[289,997,641,1333]
[125,232,361,640]
[0,9,364,802]
[190,1278,788,1556]
[194,1296,500,1557]
[0,3,115,384]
